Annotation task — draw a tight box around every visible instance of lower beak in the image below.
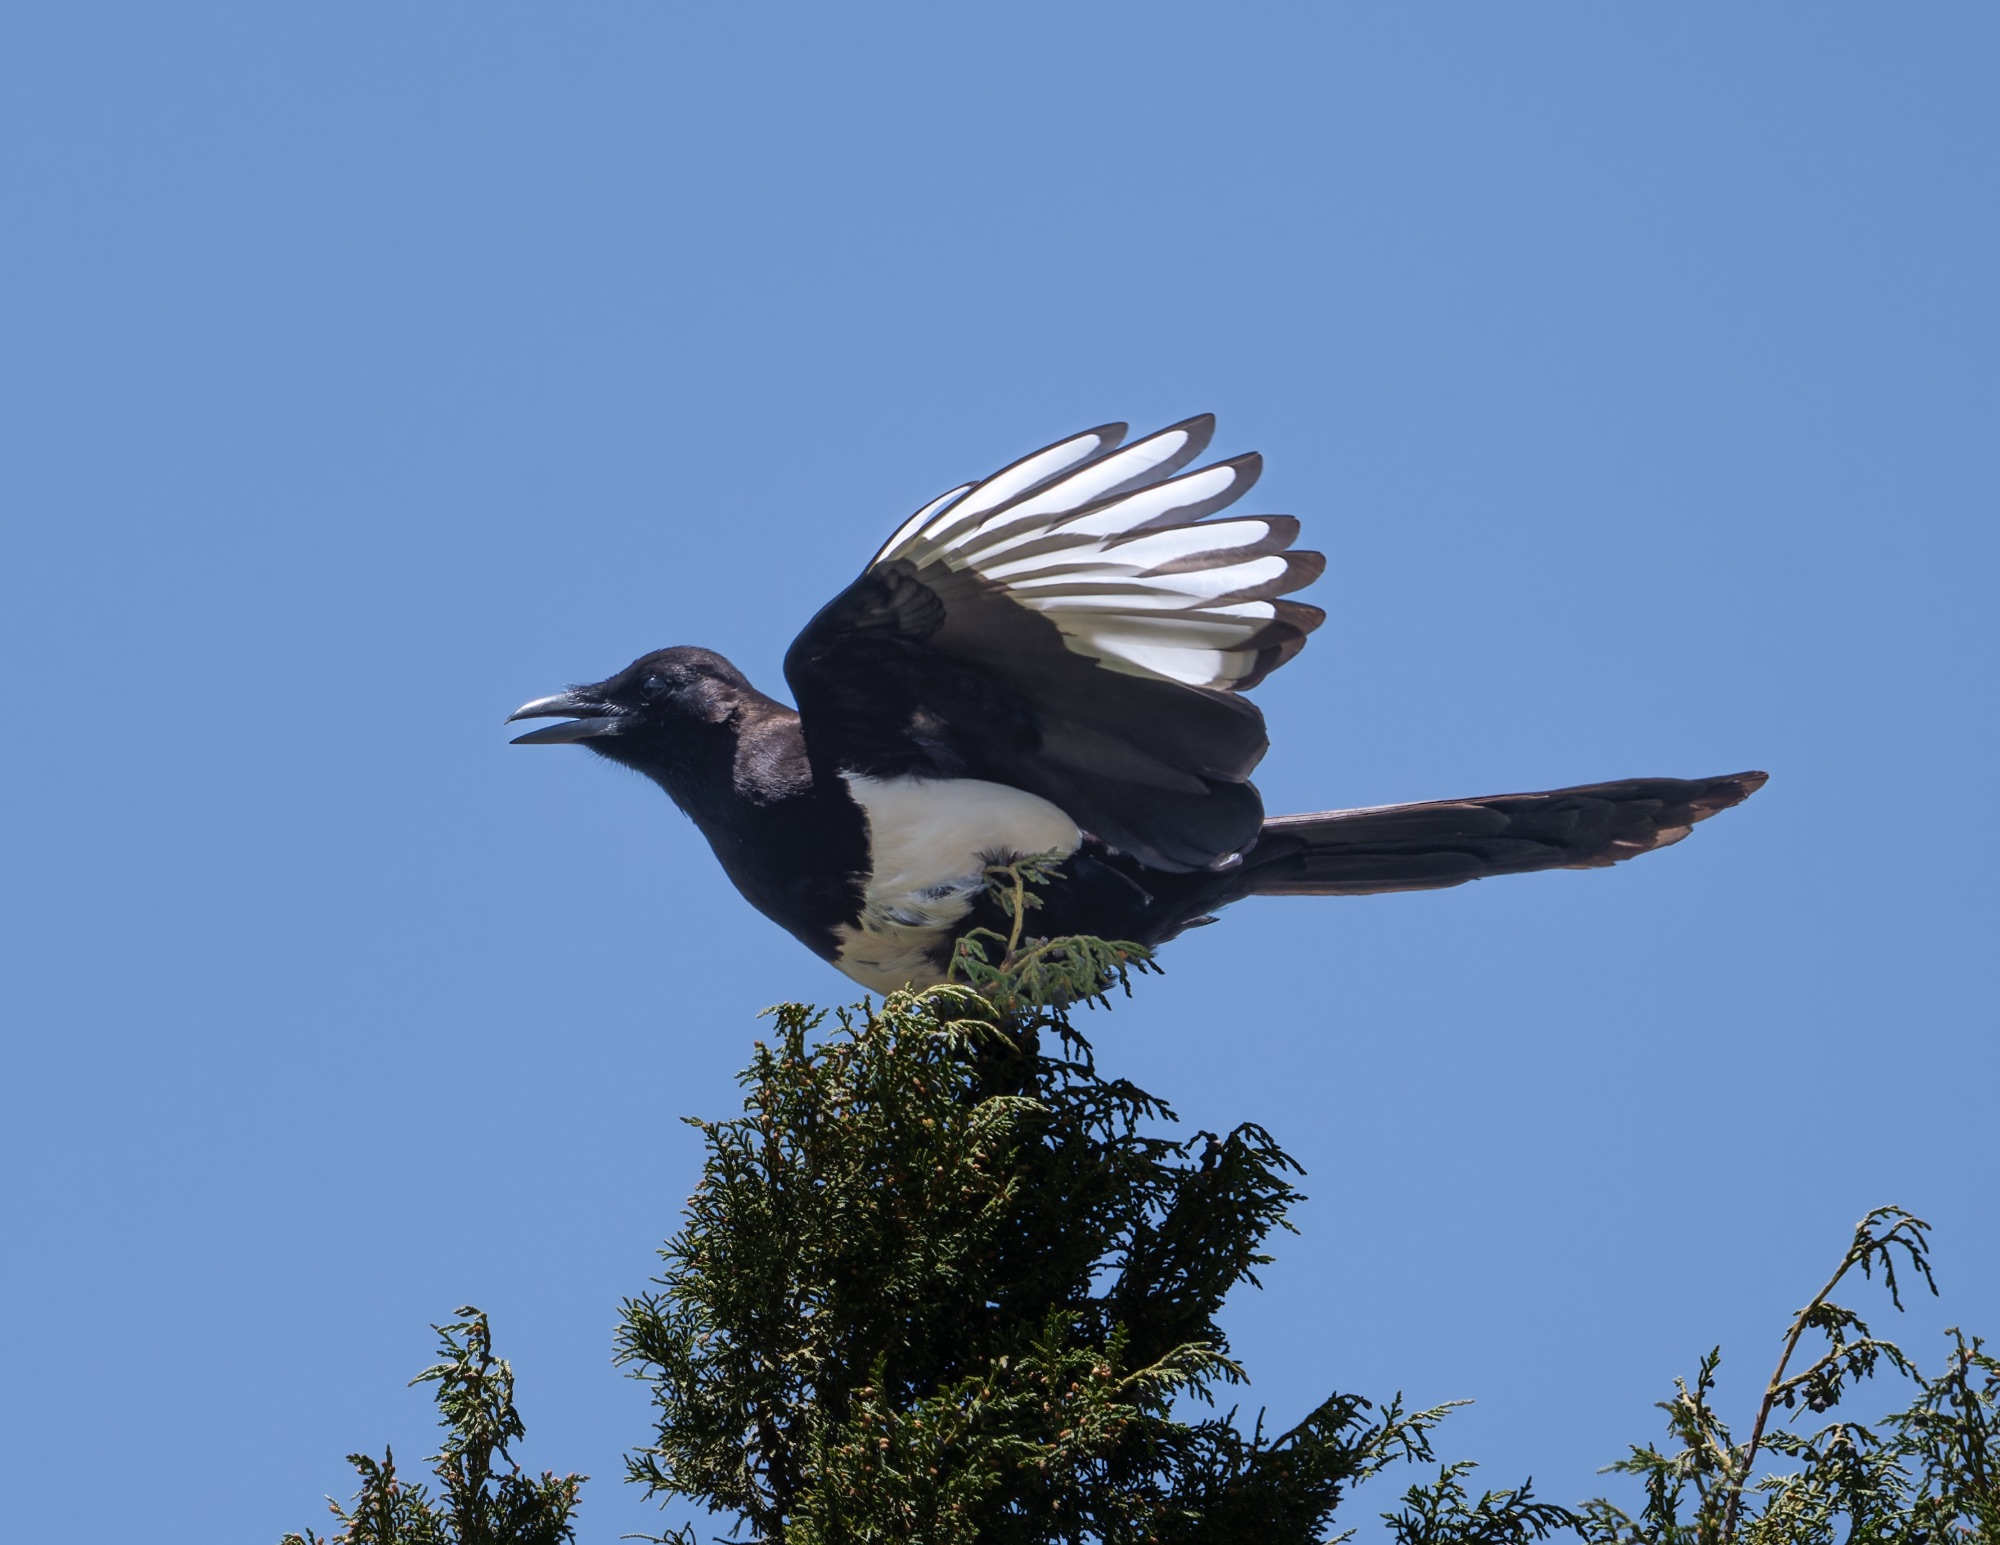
[506,691,625,744]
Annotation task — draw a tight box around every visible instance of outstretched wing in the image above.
[784,415,1326,871]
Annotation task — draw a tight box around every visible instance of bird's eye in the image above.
[640,673,670,701]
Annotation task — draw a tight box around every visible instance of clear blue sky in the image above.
[3,6,1994,1540]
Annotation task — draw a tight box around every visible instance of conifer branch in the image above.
[281,1309,584,1545]
[1719,1206,1934,1541]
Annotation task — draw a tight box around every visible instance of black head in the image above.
[506,646,756,772]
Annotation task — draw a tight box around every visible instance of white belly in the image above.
[833,773,1081,993]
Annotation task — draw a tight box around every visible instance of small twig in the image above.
[1002,862,1028,964]
[1722,1257,1849,1539]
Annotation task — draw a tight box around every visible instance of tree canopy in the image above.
[286,889,1999,1543]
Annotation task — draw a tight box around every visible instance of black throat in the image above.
[585,688,869,962]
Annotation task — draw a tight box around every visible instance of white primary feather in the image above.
[999,426,1193,517]
[873,417,1321,692]
[872,482,973,565]
[980,520,1287,582]
[1047,464,1244,540]
[884,425,1124,565]
[1008,562,1292,605]
[913,462,1247,571]
[1086,640,1248,686]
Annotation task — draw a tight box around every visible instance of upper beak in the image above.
[506,691,626,744]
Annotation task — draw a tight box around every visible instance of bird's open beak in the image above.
[506,691,626,745]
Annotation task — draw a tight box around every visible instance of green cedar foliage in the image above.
[614,862,1562,1543]
[283,1309,584,1545]
[286,864,1997,1543]
[1578,1207,2000,1545]
[616,985,1520,1544]
[943,850,1159,1014]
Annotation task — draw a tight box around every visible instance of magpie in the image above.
[509,416,1765,992]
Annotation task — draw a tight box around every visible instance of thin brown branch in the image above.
[1720,1224,1872,1541]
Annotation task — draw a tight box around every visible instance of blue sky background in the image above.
[4,6,1995,1540]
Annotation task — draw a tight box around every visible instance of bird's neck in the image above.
[607,698,867,955]
[605,694,819,830]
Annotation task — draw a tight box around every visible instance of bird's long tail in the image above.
[1236,771,1767,898]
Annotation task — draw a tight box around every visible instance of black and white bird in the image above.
[509,416,1764,992]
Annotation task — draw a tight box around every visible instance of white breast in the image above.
[833,773,1081,993]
